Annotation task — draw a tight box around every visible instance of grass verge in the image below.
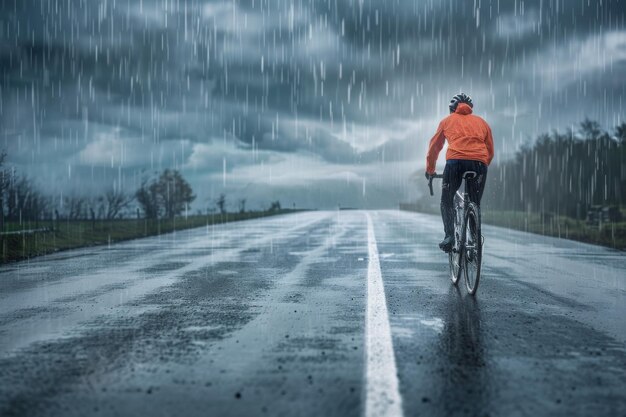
[400,206,626,250]
[1,210,302,263]
[481,210,626,250]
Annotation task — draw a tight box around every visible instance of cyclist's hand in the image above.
[425,172,435,180]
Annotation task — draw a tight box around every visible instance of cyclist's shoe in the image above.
[439,235,455,252]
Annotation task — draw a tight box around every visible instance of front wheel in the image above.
[463,203,482,295]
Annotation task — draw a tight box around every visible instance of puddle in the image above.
[183,325,221,332]
[420,318,444,333]
[216,270,238,276]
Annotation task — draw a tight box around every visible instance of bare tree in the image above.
[96,197,106,219]
[238,198,246,214]
[0,151,7,230]
[2,172,50,223]
[216,193,227,214]
[29,192,51,226]
[66,195,87,220]
[5,171,22,221]
[5,175,32,221]
[103,188,133,219]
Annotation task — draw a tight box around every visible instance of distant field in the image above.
[1,210,301,263]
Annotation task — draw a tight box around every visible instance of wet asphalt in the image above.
[0,210,624,417]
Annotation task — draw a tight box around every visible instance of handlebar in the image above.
[427,174,444,196]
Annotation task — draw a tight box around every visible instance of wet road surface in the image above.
[0,210,625,416]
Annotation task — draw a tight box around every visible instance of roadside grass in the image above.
[1,210,302,263]
[481,210,626,250]
[399,205,626,250]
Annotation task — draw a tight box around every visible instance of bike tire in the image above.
[449,195,464,285]
[463,202,482,295]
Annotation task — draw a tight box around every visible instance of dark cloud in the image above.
[1,0,625,208]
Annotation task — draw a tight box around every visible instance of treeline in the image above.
[486,119,626,218]
[0,151,143,227]
[0,154,196,229]
[0,151,287,230]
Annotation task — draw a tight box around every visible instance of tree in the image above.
[5,175,31,220]
[1,171,51,223]
[238,198,246,213]
[136,179,161,219]
[580,119,603,141]
[269,200,281,212]
[215,193,227,214]
[135,169,195,219]
[158,169,195,219]
[29,192,50,225]
[0,151,6,230]
[66,195,87,220]
[102,188,133,219]
[616,123,626,144]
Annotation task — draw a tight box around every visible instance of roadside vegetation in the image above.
[0,152,295,263]
[481,210,626,249]
[483,119,625,249]
[404,119,626,250]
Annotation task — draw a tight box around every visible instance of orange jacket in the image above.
[426,103,494,174]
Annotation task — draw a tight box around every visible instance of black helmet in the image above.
[449,93,473,113]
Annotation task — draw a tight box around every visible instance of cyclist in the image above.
[425,93,494,252]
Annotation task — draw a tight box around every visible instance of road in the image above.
[0,210,625,417]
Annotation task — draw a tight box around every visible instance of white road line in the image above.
[365,213,404,417]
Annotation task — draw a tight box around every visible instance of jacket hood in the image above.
[455,103,473,115]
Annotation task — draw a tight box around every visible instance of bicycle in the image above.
[428,172,483,295]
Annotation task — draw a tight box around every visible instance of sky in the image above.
[1,0,625,211]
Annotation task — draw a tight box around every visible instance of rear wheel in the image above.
[463,203,482,295]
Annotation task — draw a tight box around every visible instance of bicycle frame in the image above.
[428,172,483,294]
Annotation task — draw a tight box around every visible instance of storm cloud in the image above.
[1,0,625,208]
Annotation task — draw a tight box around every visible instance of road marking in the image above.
[365,213,404,417]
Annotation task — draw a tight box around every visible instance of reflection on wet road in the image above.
[439,288,487,415]
[0,210,624,416]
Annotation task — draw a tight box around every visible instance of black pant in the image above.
[440,160,487,237]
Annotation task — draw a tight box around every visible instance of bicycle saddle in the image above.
[462,171,477,179]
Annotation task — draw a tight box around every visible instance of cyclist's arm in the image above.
[485,124,494,165]
[426,121,445,174]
